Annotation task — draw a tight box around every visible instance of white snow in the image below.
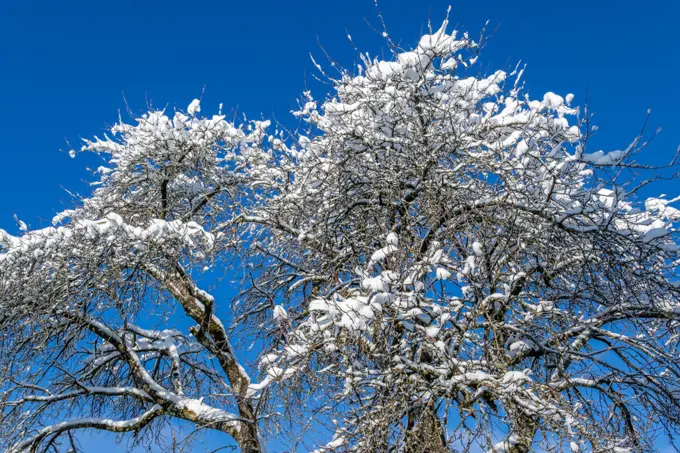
[435,267,451,280]
[273,305,288,322]
[187,98,201,115]
[472,241,483,256]
[385,231,399,245]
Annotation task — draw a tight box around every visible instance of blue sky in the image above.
[1,0,679,451]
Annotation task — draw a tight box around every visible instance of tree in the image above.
[2,11,680,453]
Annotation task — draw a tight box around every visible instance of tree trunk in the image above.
[404,403,447,452]
[507,415,538,453]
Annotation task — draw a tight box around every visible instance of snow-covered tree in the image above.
[2,11,680,453]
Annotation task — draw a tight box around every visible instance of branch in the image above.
[9,404,164,453]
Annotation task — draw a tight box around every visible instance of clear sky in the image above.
[1,0,679,451]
